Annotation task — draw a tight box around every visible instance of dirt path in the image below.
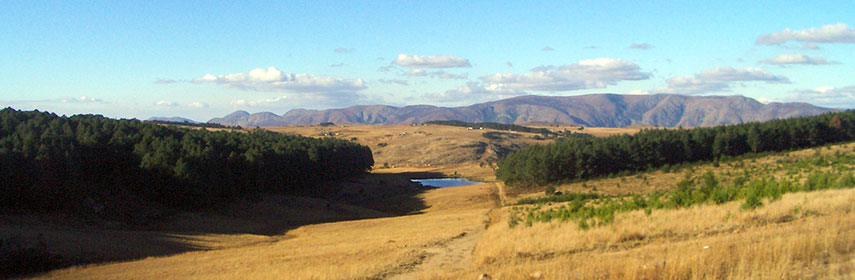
[388,212,488,280]
[388,183,502,279]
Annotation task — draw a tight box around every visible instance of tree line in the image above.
[497,111,855,186]
[0,108,374,212]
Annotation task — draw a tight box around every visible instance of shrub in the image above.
[544,185,556,196]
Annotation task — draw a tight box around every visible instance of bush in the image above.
[544,186,556,196]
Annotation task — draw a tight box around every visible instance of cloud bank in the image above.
[392,54,471,68]
[478,58,650,92]
[789,85,855,108]
[426,58,650,103]
[757,23,855,45]
[760,53,836,65]
[192,66,366,94]
[656,67,789,94]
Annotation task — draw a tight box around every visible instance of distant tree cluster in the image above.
[497,111,855,186]
[0,108,374,212]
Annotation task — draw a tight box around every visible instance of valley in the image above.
[4,114,855,279]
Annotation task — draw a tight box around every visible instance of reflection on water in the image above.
[410,178,483,188]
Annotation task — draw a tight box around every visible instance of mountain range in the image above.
[146,116,200,124]
[204,94,838,128]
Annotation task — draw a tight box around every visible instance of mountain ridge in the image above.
[207,94,839,128]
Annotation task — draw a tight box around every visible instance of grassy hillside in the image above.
[430,143,855,279]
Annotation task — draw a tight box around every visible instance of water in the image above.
[410,178,483,188]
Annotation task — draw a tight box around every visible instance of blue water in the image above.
[411,178,483,188]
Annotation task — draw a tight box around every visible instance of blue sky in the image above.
[2,1,853,121]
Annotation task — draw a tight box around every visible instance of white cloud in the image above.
[192,66,366,94]
[155,100,178,107]
[627,89,650,95]
[155,78,178,84]
[424,82,526,103]
[404,68,468,79]
[60,96,104,103]
[756,97,780,104]
[377,79,409,86]
[478,58,650,92]
[188,102,208,108]
[434,71,468,80]
[541,46,555,51]
[231,95,288,107]
[629,43,653,50]
[506,61,513,68]
[425,58,649,103]
[404,68,427,77]
[789,85,855,108]
[757,23,855,45]
[656,67,789,95]
[392,54,471,68]
[802,43,820,50]
[329,63,346,67]
[760,53,836,65]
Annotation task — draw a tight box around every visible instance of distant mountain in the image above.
[207,94,839,128]
[147,116,199,123]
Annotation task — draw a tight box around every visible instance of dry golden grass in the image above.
[427,142,855,280]
[429,187,855,280]
[267,124,638,170]
[33,183,499,280]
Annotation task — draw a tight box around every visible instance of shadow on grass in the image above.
[1,171,440,279]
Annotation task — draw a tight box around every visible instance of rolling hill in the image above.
[207,94,838,128]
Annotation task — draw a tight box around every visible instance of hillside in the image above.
[145,116,199,124]
[208,94,837,128]
[266,124,630,182]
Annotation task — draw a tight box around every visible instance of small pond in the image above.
[410,178,483,188]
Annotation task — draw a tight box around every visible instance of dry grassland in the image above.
[431,188,855,279]
[16,125,855,279]
[33,183,499,280]
[428,143,855,279]
[266,124,637,171]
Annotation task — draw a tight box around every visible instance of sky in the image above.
[1,1,854,121]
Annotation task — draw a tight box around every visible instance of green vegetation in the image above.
[509,151,855,228]
[517,192,599,205]
[0,108,374,213]
[498,111,855,186]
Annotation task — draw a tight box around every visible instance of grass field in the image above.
[7,124,855,279]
